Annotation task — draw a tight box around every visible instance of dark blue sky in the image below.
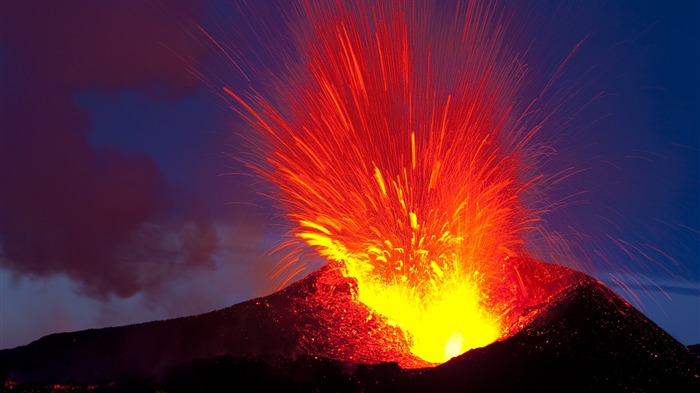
[1,0,698,349]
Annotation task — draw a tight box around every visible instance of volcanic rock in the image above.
[1,259,698,392]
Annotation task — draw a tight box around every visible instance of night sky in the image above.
[1,0,698,349]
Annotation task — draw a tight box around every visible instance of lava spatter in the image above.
[225,1,548,365]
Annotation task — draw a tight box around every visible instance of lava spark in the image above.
[226,1,543,364]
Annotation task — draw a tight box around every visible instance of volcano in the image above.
[1,259,698,392]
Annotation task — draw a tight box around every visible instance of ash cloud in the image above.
[0,1,217,298]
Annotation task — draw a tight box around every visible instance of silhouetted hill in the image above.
[2,260,698,392]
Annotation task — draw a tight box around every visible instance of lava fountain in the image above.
[225,1,549,365]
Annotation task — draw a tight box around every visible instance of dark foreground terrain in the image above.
[2,260,699,392]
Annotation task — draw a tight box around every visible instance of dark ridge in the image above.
[411,279,700,392]
[690,344,700,357]
[2,261,698,392]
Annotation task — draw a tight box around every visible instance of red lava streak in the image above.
[225,1,565,366]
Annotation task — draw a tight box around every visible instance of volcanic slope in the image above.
[1,259,698,392]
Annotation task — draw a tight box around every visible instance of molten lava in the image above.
[349,265,501,363]
[226,1,544,365]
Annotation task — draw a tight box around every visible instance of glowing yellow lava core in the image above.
[345,260,501,363]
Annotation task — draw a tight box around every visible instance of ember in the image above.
[226,1,549,365]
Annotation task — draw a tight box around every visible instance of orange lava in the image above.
[226,1,542,365]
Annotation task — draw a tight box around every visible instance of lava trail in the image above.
[225,0,547,364]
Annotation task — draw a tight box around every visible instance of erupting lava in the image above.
[226,1,544,364]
